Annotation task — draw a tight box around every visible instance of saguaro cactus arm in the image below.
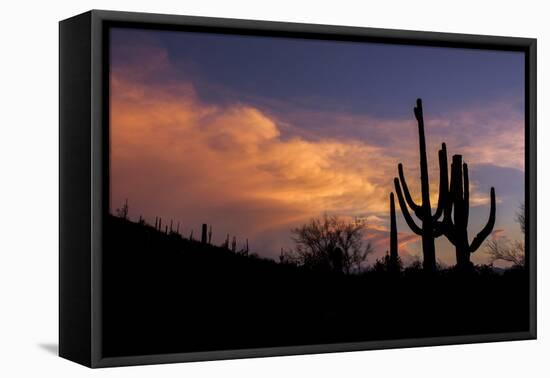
[414,99,432,210]
[432,143,449,221]
[397,164,422,215]
[463,163,470,224]
[394,178,422,235]
[413,99,424,123]
[444,157,455,224]
[469,187,496,253]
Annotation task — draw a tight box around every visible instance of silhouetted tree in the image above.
[290,214,372,273]
[372,251,402,273]
[394,99,448,272]
[486,204,524,266]
[279,248,297,265]
[517,202,526,235]
[329,247,344,274]
[486,239,524,266]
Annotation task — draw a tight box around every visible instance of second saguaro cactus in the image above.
[394,99,448,272]
[441,155,496,269]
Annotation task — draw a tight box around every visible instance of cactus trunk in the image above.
[416,99,437,271]
[421,225,436,271]
[450,155,470,266]
[389,192,399,273]
[394,99,447,272]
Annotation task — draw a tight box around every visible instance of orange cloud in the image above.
[111,75,398,258]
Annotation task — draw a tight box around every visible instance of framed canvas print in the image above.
[59,10,537,368]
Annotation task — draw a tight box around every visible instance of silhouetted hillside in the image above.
[103,214,529,357]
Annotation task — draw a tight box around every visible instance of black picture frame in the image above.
[59,9,537,368]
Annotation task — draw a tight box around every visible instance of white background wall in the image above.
[0,0,547,376]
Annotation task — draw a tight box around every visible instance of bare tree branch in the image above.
[290,214,373,273]
[485,238,524,266]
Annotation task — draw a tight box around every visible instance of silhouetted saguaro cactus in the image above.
[201,224,208,244]
[389,192,400,274]
[441,154,496,269]
[394,99,448,272]
[208,225,212,244]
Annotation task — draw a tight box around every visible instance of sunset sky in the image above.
[109,27,525,266]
